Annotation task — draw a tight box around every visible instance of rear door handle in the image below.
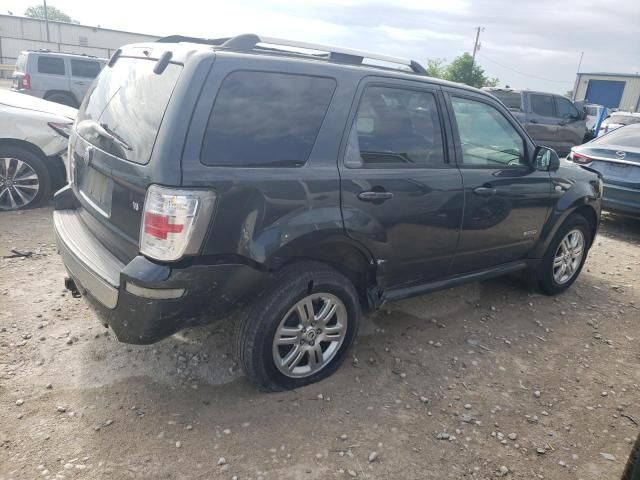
[357,191,394,202]
[473,187,497,197]
[529,119,538,124]
[73,81,87,85]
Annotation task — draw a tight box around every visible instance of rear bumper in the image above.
[53,189,269,344]
[602,184,640,217]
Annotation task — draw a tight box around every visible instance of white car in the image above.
[0,90,76,210]
[598,111,640,137]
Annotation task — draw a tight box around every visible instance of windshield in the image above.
[76,57,182,164]
[490,91,522,110]
[592,125,640,148]
[606,115,640,126]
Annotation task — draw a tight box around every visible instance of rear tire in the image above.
[537,214,591,295]
[235,262,360,391]
[0,145,51,211]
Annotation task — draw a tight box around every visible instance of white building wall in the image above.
[0,14,161,75]
[575,73,640,112]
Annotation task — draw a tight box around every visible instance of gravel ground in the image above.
[1,206,639,480]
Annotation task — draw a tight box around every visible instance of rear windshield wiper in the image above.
[99,123,133,151]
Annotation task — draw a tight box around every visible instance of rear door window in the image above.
[201,71,336,167]
[530,94,555,117]
[71,59,101,78]
[76,57,182,164]
[491,91,522,111]
[344,86,446,168]
[37,56,65,75]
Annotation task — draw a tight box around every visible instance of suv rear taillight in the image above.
[140,185,216,262]
[22,73,31,90]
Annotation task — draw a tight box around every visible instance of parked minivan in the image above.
[54,35,602,391]
[12,50,107,107]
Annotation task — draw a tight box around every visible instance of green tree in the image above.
[425,58,447,79]
[425,53,498,88]
[24,4,78,23]
[443,53,498,88]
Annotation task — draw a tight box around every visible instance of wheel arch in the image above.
[0,138,65,191]
[533,198,600,258]
[268,235,378,310]
[44,90,79,107]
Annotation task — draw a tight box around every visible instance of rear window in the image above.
[37,56,65,75]
[15,54,27,72]
[593,124,640,148]
[76,57,182,164]
[71,59,101,78]
[490,91,522,110]
[201,71,336,167]
[606,115,640,126]
[530,94,555,116]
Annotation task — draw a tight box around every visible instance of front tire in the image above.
[538,213,591,295]
[235,262,360,391]
[0,145,51,211]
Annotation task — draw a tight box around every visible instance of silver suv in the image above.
[12,50,107,108]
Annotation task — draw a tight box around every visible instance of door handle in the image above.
[73,81,87,85]
[529,119,538,124]
[357,191,394,202]
[473,187,497,197]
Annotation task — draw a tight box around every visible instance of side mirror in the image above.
[534,145,560,172]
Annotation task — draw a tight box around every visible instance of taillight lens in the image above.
[22,74,31,90]
[571,151,592,165]
[48,121,73,138]
[140,185,216,261]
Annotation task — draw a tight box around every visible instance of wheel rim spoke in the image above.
[296,297,315,326]
[282,345,304,372]
[316,297,337,325]
[272,292,348,379]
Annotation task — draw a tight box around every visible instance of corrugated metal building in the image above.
[573,72,640,112]
[0,14,160,77]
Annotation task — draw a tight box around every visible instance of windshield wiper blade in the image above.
[99,123,133,151]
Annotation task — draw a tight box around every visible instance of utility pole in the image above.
[43,0,50,42]
[572,51,584,101]
[470,26,483,83]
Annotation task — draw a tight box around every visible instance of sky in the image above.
[4,0,640,94]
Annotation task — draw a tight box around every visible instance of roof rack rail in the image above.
[157,33,427,74]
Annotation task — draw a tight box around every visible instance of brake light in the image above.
[140,185,216,261]
[22,73,31,90]
[571,152,592,165]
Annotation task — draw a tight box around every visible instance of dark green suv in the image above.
[53,34,602,391]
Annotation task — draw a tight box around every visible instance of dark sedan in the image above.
[569,124,640,217]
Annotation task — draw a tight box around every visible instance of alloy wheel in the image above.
[272,293,348,378]
[553,229,585,285]
[0,158,40,210]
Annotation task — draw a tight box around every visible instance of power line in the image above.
[477,51,571,84]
